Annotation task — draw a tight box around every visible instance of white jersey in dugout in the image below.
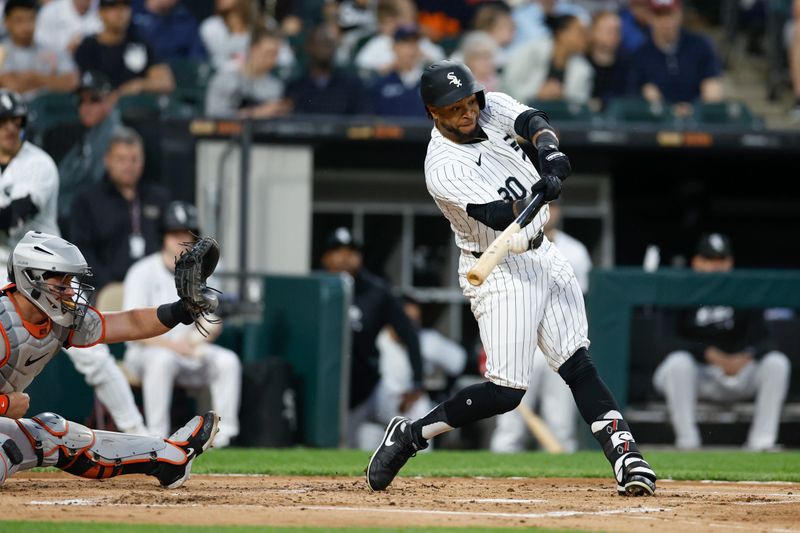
[424,92,550,254]
[0,141,61,249]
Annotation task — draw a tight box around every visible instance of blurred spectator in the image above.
[450,31,500,92]
[199,0,253,70]
[790,0,800,121]
[369,25,426,117]
[470,2,514,70]
[628,0,723,118]
[123,200,241,447]
[200,0,295,73]
[34,0,102,55]
[69,125,170,291]
[204,25,290,118]
[619,0,651,54]
[0,88,59,260]
[287,23,372,114]
[490,200,589,453]
[587,9,631,111]
[336,0,378,65]
[502,13,592,104]
[354,0,444,75]
[510,0,590,50]
[652,232,791,451]
[367,295,467,449]
[131,0,207,62]
[0,0,79,99]
[415,0,489,43]
[74,0,175,95]
[319,227,423,448]
[56,70,122,228]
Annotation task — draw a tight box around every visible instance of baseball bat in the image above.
[516,402,564,454]
[467,191,545,286]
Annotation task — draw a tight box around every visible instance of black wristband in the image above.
[157,301,194,328]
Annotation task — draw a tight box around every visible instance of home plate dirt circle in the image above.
[3,472,800,532]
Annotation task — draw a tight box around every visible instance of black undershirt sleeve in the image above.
[513,109,552,140]
[466,200,516,231]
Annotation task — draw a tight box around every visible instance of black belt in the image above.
[471,231,544,259]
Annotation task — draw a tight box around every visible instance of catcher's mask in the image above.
[420,60,485,118]
[8,231,95,330]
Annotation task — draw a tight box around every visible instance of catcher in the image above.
[0,230,221,488]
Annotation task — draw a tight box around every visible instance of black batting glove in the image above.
[538,145,571,180]
[531,174,562,202]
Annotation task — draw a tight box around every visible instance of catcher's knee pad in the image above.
[16,412,186,479]
[0,434,24,485]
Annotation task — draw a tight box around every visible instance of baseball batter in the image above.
[0,88,147,435]
[366,60,657,496]
[0,231,219,487]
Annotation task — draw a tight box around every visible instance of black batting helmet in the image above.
[162,201,200,235]
[420,60,485,113]
[0,89,28,129]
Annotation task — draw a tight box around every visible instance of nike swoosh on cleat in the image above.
[476,154,482,166]
[185,447,195,457]
[384,421,403,447]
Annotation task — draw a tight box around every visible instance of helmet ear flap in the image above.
[476,91,486,109]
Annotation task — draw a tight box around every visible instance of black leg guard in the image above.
[558,348,618,424]
[559,349,656,496]
[411,381,525,444]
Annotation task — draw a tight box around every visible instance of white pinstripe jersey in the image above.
[424,92,550,253]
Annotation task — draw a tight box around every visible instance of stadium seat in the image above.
[604,97,675,125]
[26,92,79,144]
[168,58,214,114]
[691,101,761,129]
[530,99,594,123]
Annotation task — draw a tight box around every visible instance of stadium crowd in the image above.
[0,0,798,125]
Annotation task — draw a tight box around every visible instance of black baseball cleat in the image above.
[157,411,220,489]
[366,416,427,491]
[617,455,657,496]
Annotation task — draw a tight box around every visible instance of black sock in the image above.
[411,381,524,441]
[558,348,619,425]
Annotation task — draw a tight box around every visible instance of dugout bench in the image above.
[588,268,800,447]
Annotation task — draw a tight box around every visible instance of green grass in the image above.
[189,448,800,482]
[0,524,577,533]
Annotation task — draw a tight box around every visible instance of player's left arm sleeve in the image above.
[385,295,423,388]
[67,307,106,348]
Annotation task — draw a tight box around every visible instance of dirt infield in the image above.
[4,472,800,532]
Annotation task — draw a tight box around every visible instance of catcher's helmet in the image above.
[162,201,200,235]
[7,231,94,329]
[0,89,27,129]
[420,60,485,112]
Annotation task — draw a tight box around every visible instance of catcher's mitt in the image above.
[174,236,221,335]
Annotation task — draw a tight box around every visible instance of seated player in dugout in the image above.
[319,227,425,449]
[366,60,657,496]
[0,231,220,488]
[652,232,791,451]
